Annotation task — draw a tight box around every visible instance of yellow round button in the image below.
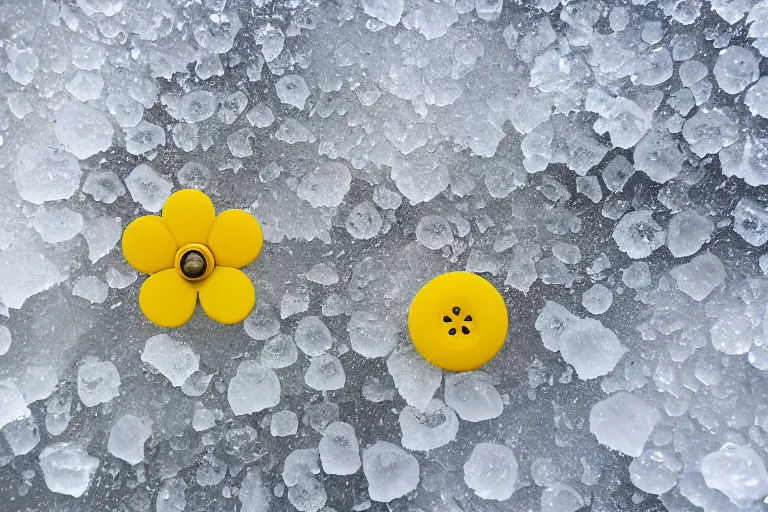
[408,272,508,372]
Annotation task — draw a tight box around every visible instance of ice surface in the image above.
[3,2,768,509]
[590,392,660,457]
[319,421,361,475]
[77,359,120,407]
[701,443,768,507]
[244,304,281,340]
[107,414,151,465]
[463,443,518,501]
[294,316,332,356]
[33,205,83,244]
[141,334,199,387]
[227,360,280,415]
[125,164,173,212]
[165,90,217,123]
[399,398,459,451]
[711,315,753,355]
[54,103,114,159]
[39,443,99,497]
[362,441,419,502]
[444,372,503,422]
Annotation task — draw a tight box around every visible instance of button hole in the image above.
[448,328,457,336]
[464,315,472,322]
[461,326,470,335]
[442,316,452,323]
[452,306,461,315]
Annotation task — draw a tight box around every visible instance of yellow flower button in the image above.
[408,272,508,372]
[121,189,263,328]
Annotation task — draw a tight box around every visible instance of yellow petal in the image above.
[122,216,177,274]
[207,210,264,268]
[139,269,198,328]
[162,189,216,246]
[198,267,255,324]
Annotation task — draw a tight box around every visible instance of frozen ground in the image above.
[0,0,767,510]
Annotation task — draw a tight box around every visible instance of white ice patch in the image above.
[399,398,459,451]
[77,359,121,407]
[141,334,200,387]
[463,442,519,501]
[125,164,173,213]
[14,144,82,205]
[228,360,280,415]
[108,414,152,465]
[590,391,660,457]
[387,344,442,410]
[701,443,768,507]
[319,421,361,475]
[362,441,419,502]
[0,380,31,429]
[296,162,352,208]
[39,443,99,497]
[0,240,66,309]
[444,372,503,422]
[54,103,114,159]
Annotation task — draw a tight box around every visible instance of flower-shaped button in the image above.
[408,272,508,372]
[122,189,263,328]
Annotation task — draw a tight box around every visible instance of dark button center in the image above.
[181,250,207,278]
